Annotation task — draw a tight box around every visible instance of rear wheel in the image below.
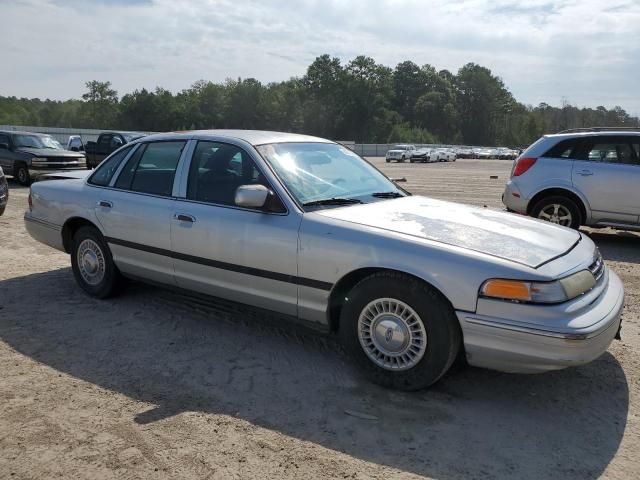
[71,226,120,298]
[339,272,461,390]
[15,163,30,186]
[531,195,581,229]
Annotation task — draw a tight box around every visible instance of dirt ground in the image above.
[0,159,638,479]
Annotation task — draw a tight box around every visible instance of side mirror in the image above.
[0,143,9,150]
[235,184,269,209]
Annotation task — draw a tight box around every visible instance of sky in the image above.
[1,0,639,114]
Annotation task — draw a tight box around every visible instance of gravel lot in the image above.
[1,158,638,479]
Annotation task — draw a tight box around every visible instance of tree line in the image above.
[1,55,638,146]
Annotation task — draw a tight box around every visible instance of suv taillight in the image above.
[511,157,537,177]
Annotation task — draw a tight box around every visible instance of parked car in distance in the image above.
[455,147,474,159]
[24,130,623,391]
[0,130,86,186]
[432,148,456,162]
[67,135,84,152]
[385,144,416,162]
[85,131,145,169]
[0,166,8,216]
[410,147,434,163]
[503,129,640,230]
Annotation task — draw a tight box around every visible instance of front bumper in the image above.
[457,270,624,373]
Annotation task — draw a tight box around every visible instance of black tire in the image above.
[409,158,415,163]
[70,226,120,298]
[338,272,461,391]
[15,163,30,186]
[530,195,582,229]
[386,158,390,163]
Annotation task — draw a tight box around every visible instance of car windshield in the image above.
[393,145,408,150]
[14,134,63,150]
[257,142,402,206]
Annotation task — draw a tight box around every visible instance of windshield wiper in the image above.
[371,191,404,198]
[303,197,363,207]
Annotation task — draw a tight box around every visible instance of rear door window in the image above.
[584,136,640,165]
[115,141,185,196]
[89,146,134,186]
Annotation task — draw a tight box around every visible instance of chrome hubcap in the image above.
[538,204,572,226]
[18,169,27,182]
[77,239,105,285]
[358,298,427,371]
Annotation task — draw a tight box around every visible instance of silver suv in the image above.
[503,128,640,230]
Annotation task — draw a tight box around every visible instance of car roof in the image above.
[0,130,50,137]
[546,131,640,139]
[138,130,333,146]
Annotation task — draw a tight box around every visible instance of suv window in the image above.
[584,137,640,165]
[89,146,134,186]
[115,141,185,196]
[0,134,9,146]
[187,141,266,206]
[542,139,580,159]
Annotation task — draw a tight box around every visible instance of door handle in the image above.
[577,170,594,176]
[174,213,196,223]
[98,200,113,208]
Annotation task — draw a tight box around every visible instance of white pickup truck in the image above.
[385,144,416,163]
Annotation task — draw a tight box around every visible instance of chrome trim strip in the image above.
[24,215,61,231]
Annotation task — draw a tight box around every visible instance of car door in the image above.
[171,140,300,316]
[572,135,640,225]
[94,140,188,285]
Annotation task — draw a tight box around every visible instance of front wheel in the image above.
[15,163,30,186]
[531,195,581,229]
[71,226,120,298]
[339,272,461,390]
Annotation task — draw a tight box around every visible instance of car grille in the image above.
[588,253,605,283]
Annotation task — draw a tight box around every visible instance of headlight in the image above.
[480,270,597,304]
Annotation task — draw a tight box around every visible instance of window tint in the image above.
[586,140,640,165]
[98,134,112,146]
[114,141,185,196]
[89,146,133,186]
[0,134,9,145]
[187,141,266,206]
[542,139,579,159]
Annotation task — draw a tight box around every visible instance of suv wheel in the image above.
[339,272,461,390]
[531,195,581,229]
[15,163,30,186]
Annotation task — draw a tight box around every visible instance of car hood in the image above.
[17,148,85,158]
[316,196,581,268]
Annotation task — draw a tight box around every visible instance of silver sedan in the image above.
[24,130,624,390]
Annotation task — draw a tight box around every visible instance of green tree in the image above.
[81,80,119,128]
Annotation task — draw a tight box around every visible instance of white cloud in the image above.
[1,0,639,114]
